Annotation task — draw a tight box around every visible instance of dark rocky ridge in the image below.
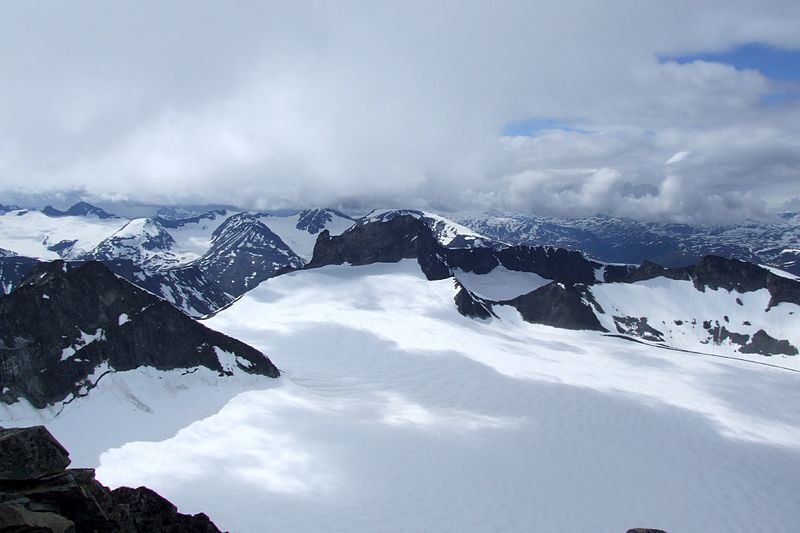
[0,260,278,408]
[0,425,222,532]
[308,215,451,280]
[612,256,800,309]
[308,214,602,284]
[41,201,118,219]
[0,256,233,318]
[505,283,607,331]
[453,281,495,320]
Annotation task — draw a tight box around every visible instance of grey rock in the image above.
[0,426,70,481]
[0,503,74,533]
[0,426,223,532]
[506,283,606,331]
[740,329,799,356]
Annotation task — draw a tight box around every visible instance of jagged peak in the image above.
[295,208,354,234]
[41,201,117,219]
[155,208,230,229]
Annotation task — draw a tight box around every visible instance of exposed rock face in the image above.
[0,260,279,408]
[446,245,598,284]
[1,256,232,318]
[0,427,70,480]
[195,213,304,295]
[613,316,665,342]
[453,281,495,320]
[0,256,39,294]
[740,329,799,356]
[506,283,606,331]
[308,215,451,280]
[309,214,602,284]
[0,426,222,532]
[619,256,800,308]
[296,208,353,234]
[101,259,235,318]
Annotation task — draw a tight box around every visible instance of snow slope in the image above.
[454,265,550,301]
[590,277,800,357]
[159,211,233,263]
[0,209,126,259]
[260,209,354,262]
[0,366,273,467]
[72,261,800,532]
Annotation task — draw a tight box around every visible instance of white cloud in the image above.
[0,1,798,222]
[666,151,691,165]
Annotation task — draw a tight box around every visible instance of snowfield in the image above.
[0,209,126,259]
[4,260,800,532]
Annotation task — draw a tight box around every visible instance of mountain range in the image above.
[1,200,798,532]
[0,202,797,360]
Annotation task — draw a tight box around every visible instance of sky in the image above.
[1,1,799,223]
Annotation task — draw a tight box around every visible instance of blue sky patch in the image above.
[662,42,800,81]
[502,117,590,137]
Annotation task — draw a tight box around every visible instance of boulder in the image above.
[0,426,70,481]
[0,427,223,532]
[0,503,74,533]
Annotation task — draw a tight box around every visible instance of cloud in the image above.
[666,152,691,165]
[0,1,799,222]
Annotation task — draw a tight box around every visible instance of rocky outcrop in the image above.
[308,215,451,280]
[618,256,800,308]
[505,283,606,331]
[0,260,279,408]
[453,281,495,320]
[613,316,665,342]
[740,329,799,356]
[0,426,222,532]
[0,427,70,480]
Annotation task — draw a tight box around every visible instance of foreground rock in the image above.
[0,427,70,481]
[0,260,279,408]
[0,425,222,532]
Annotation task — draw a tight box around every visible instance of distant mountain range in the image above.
[457,212,800,275]
[0,201,797,360]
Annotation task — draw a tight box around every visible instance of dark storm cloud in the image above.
[1,0,799,222]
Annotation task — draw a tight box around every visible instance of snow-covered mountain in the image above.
[0,203,357,316]
[458,212,800,275]
[362,208,495,248]
[1,200,798,357]
[0,206,128,260]
[193,213,304,295]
